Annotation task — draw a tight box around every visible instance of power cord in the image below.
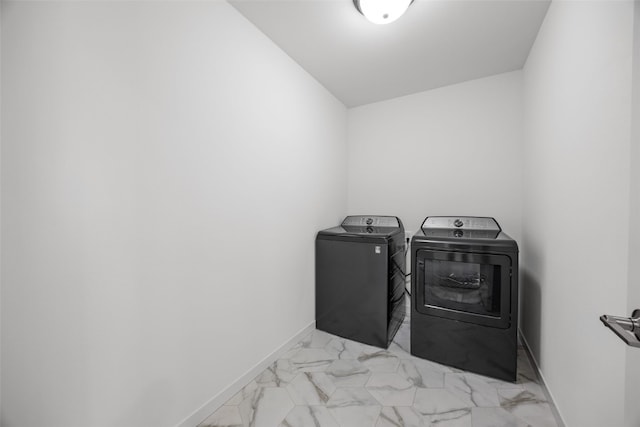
[404,237,411,297]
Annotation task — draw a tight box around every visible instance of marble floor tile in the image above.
[327,388,382,427]
[200,315,560,427]
[398,358,446,388]
[516,369,538,387]
[289,348,335,372]
[198,405,243,427]
[299,329,335,349]
[279,406,339,427]
[389,323,411,357]
[324,338,359,360]
[522,380,549,401]
[285,372,336,405]
[413,388,471,414]
[238,387,294,427]
[328,405,381,427]
[516,361,538,385]
[325,359,371,387]
[413,388,472,426]
[498,388,558,427]
[366,372,417,406]
[256,360,298,388]
[471,407,529,427]
[426,411,472,427]
[327,387,380,407]
[227,381,259,406]
[375,406,427,427]
[357,349,401,373]
[345,339,384,358]
[444,373,500,407]
[386,341,412,359]
[498,388,547,409]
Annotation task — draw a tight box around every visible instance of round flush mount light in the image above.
[353,0,414,25]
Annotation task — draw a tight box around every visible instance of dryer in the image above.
[411,216,519,382]
[316,216,406,349]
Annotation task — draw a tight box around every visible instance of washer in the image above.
[316,215,406,348]
[411,216,519,382]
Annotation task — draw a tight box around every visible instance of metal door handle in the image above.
[600,309,640,348]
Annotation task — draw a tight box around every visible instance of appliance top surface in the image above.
[318,216,403,239]
[341,216,401,228]
[420,216,501,239]
[422,216,500,231]
[413,216,517,250]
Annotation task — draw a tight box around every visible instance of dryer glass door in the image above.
[415,249,512,328]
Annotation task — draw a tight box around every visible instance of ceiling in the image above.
[229,0,550,107]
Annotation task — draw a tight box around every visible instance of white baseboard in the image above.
[175,321,316,427]
[519,330,567,427]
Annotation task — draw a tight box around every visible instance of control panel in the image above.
[422,216,501,232]
[341,216,400,228]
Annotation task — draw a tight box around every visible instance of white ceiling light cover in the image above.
[354,0,413,25]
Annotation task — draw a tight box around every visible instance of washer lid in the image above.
[421,216,501,239]
[317,216,403,239]
[341,215,402,236]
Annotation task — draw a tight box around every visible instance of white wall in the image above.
[0,1,3,422]
[625,2,640,426]
[347,71,523,242]
[522,2,634,426]
[0,2,347,426]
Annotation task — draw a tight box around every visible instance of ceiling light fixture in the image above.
[353,0,414,25]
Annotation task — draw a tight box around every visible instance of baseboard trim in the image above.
[518,330,567,427]
[175,321,316,427]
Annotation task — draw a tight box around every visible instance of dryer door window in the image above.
[415,249,512,328]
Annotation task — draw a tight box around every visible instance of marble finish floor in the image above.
[199,306,560,427]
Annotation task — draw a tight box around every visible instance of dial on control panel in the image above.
[453,219,464,228]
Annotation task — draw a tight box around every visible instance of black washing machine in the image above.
[411,216,519,382]
[316,216,406,349]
